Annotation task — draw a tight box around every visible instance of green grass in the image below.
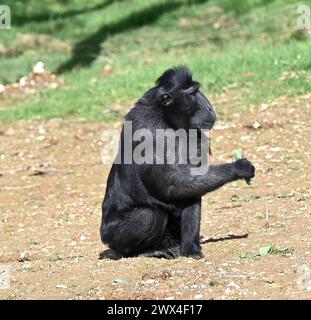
[0,0,311,121]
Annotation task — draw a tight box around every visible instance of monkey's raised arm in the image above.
[143,159,255,201]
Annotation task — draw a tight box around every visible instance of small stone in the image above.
[80,234,86,241]
[18,251,30,262]
[33,61,45,74]
[252,122,261,129]
[19,76,27,86]
[103,65,113,74]
[112,279,129,285]
[144,279,156,285]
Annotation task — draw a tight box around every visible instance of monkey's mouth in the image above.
[202,121,215,130]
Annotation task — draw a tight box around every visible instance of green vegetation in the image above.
[239,246,294,259]
[0,0,311,121]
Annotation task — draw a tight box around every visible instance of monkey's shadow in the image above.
[99,233,248,260]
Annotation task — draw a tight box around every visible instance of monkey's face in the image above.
[161,86,217,130]
[183,89,217,130]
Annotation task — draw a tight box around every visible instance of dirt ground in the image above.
[0,94,310,300]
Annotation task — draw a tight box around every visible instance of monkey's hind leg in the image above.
[137,231,181,259]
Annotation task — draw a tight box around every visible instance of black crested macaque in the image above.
[100,66,255,259]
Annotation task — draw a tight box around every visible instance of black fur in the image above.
[100,66,255,259]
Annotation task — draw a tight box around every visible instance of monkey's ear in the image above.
[161,92,173,106]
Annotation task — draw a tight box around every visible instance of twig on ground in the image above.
[0,184,40,191]
[29,168,74,176]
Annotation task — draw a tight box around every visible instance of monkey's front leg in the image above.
[180,200,203,259]
[203,159,255,193]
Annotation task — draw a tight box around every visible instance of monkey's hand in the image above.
[234,158,255,181]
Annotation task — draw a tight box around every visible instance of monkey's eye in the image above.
[190,90,198,96]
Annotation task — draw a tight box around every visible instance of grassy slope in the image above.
[0,0,310,121]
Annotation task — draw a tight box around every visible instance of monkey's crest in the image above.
[155,66,193,91]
